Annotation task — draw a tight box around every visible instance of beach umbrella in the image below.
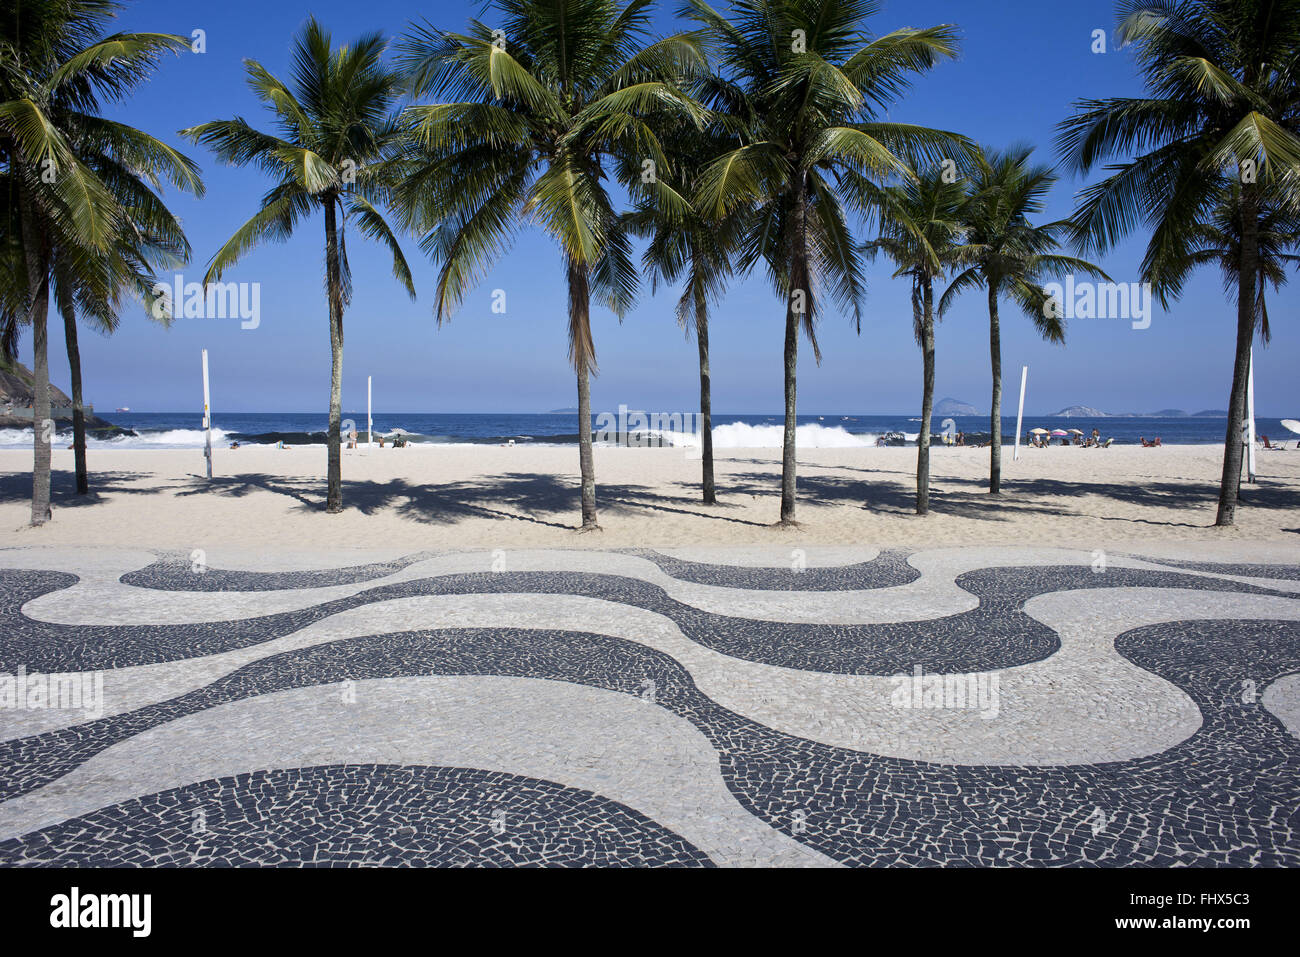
[1067,428,1084,435]
[1050,429,1068,436]
[1029,427,1049,434]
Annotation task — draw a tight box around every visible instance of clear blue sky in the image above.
[37,0,1298,416]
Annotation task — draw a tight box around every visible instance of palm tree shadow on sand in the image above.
[172,471,772,529]
[0,470,153,509]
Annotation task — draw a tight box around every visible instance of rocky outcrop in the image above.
[0,362,116,430]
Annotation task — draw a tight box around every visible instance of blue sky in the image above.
[35,0,1298,416]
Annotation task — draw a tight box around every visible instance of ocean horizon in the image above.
[2,410,1282,450]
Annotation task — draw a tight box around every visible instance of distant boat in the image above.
[115,407,130,413]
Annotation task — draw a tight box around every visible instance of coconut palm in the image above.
[0,179,23,366]
[0,0,200,524]
[686,0,963,525]
[625,100,748,504]
[183,18,415,514]
[1179,183,1300,345]
[1057,0,1300,525]
[866,164,968,514]
[393,0,704,529]
[53,190,188,495]
[939,146,1109,494]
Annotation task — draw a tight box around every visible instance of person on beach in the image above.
[347,427,357,449]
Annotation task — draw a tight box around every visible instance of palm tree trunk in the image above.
[987,282,1003,494]
[568,261,599,529]
[779,176,809,526]
[62,306,89,495]
[694,281,716,505]
[1216,188,1260,526]
[19,188,52,525]
[323,195,344,513]
[916,279,936,515]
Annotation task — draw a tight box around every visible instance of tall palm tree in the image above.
[1058,0,1300,525]
[687,0,962,525]
[394,0,703,530]
[0,177,25,367]
[626,101,748,504]
[0,0,200,525]
[183,18,415,513]
[1180,184,1300,345]
[939,146,1109,494]
[866,164,968,514]
[53,189,188,495]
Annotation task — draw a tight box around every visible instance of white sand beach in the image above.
[2,442,1297,551]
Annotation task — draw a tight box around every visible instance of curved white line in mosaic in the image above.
[1121,557,1300,595]
[0,675,835,868]
[1262,674,1300,739]
[12,589,1298,766]
[19,545,1194,627]
[652,546,881,567]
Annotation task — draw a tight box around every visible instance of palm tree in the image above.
[53,191,188,495]
[1057,0,1300,525]
[686,0,962,525]
[1180,184,1300,345]
[183,18,415,513]
[626,101,748,504]
[866,164,968,514]
[0,0,199,525]
[394,0,703,530]
[1,177,25,367]
[939,146,1109,494]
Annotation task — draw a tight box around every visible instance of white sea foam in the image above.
[709,422,877,448]
[0,427,231,450]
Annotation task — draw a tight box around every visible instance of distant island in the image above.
[1049,405,1230,418]
[547,407,579,414]
[934,397,979,416]
[1051,405,1108,418]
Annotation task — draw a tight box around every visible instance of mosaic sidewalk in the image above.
[0,544,1297,867]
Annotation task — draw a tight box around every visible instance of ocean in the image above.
[0,411,1288,450]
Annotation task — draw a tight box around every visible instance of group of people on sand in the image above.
[346,428,408,449]
[1028,428,1110,448]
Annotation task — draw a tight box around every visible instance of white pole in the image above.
[201,349,212,479]
[1246,347,1256,483]
[1013,365,1028,462]
[367,375,373,448]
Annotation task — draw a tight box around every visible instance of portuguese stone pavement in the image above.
[0,544,1297,867]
